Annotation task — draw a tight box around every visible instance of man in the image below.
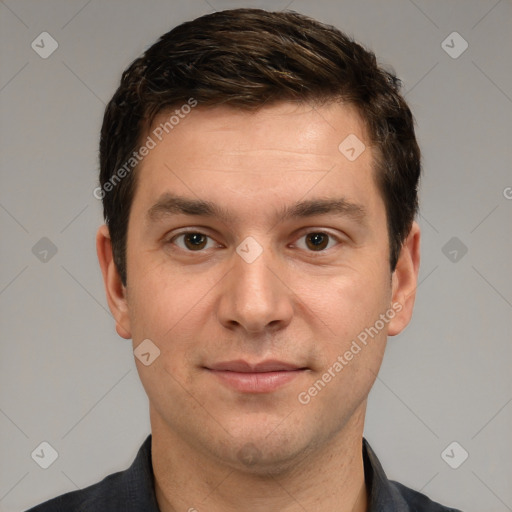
[27,8,463,512]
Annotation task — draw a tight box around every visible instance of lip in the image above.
[208,359,304,372]
[205,360,307,393]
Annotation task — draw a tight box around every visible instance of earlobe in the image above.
[388,221,421,336]
[96,224,132,339]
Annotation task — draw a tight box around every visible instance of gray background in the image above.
[1,0,511,511]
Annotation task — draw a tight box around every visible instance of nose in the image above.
[216,244,294,334]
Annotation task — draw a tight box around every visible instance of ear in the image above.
[388,221,421,336]
[96,224,132,339]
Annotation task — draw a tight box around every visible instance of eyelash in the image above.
[166,230,342,254]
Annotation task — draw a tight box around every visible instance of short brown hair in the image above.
[99,8,421,285]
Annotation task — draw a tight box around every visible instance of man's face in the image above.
[100,101,418,472]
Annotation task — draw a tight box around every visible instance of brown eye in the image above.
[305,232,330,251]
[171,232,214,251]
[183,233,208,250]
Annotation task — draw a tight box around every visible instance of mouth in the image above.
[204,360,308,393]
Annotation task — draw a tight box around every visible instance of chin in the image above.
[211,421,316,476]
[231,441,310,476]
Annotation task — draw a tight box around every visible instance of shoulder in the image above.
[362,437,464,511]
[24,468,129,512]
[390,480,464,512]
[24,435,157,512]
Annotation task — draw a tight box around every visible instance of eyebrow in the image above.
[146,193,367,226]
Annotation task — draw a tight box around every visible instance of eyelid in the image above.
[291,229,343,251]
[167,229,222,251]
[165,227,344,254]
[293,227,342,239]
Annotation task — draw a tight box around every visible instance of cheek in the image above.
[126,264,222,365]
[296,266,391,336]
[126,268,178,347]
[308,274,391,389]
[299,272,390,414]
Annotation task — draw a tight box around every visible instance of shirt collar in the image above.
[362,437,410,511]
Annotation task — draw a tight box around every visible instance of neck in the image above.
[151,405,368,512]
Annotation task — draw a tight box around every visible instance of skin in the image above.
[97,101,420,512]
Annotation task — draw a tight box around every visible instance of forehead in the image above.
[145,101,369,164]
[131,101,381,222]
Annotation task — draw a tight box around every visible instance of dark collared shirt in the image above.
[26,435,463,511]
